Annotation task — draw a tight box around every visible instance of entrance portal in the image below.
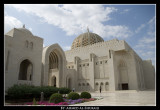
[122,83,128,90]
[18,59,33,81]
[68,78,71,90]
[52,76,56,87]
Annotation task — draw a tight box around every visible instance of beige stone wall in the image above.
[65,39,127,92]
[5,28,43,90]
[65,39,155,91]
[143,60,155,89]
[114,50,139,90]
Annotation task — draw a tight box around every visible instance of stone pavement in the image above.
[71,90,156,106]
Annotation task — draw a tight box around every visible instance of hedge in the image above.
[6,84,71,100]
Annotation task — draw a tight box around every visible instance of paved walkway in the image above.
[71,90,156,106]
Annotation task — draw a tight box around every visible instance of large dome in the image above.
[71,29,104,49]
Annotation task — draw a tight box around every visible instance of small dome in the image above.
[17,25,33,36]
[71,30,104,49]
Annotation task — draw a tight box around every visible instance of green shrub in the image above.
[49,93,64,103]
[41,86,59,98]
[6,84,62,100]
[30,87,41,98]
[67,92,80,100]
[59,87,71,94]
[80,92,91,99]
[6,84,34,99]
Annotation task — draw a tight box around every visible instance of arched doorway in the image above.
[118,60,129,90]
[49,51,58,70]
[48,50,60,86]
[52,76,56,87]
[18,59,33,81]
[42,44,66,87]
[67,78,72,90]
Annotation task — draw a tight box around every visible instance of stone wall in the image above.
[5,28,43,90]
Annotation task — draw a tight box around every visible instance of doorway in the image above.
[52,76,56,87]
[121,83,128,90]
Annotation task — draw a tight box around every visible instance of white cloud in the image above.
[120,9,130,14]
[4,15,23,34]
[148,16,155,25]
[5,4,131,39]
[28,28,32,31]
[135,16,155,35]
[147,16,155,37]
[135,24,145,33]
[103,25,132,38]
[141,51,154,57]
[63,46,71,51]
[139,37,155,44]
[134,16,156,66]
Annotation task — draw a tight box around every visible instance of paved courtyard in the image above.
[72,90,156,106]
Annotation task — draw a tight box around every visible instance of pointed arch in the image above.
[42,43,66,87]
[18,59,33,81]
[118,59,129,90]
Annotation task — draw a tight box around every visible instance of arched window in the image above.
[18,59,33,81]
[105,82,109,85]
[96,82,99,85]
[100,82,103,85]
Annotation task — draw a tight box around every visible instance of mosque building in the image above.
[5,26,155,92]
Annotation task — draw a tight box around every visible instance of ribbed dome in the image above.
[71,30,104,49]
[17,25,33,36]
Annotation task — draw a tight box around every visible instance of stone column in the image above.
[74,56,79,91]
[108,50,116,91]
[89,53,95,91]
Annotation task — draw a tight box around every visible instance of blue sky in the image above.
[4,4,156,66]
